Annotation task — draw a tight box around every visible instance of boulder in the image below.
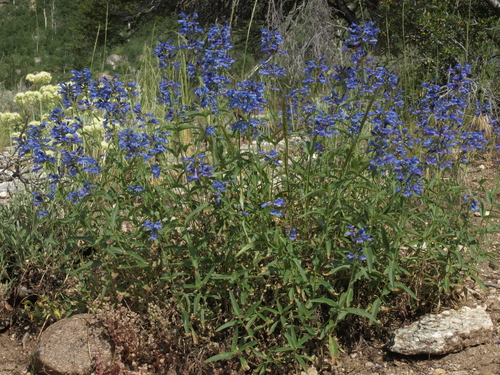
[388,305,493,355]
[106,54,126,69]
[32,314,114,375]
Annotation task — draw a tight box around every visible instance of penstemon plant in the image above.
[4,14,500,373]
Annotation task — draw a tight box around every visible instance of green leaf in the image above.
[294,353,308,373]
[328,335,339,357]
[310,297,338,308]
[293,258,308,283]
[229,291,241,316]
[68,259,101,275]
[123,250,148,266]
[485,190,492,206]
[238,340,257,352]
[236,241,258,258]
[205,351,235,363]
[274,346,294,352]
[284,328,298,349]
[185,203,212,225]
[43,238,58,246]
[110,202,120,230]
[470,274,487,292]
[371,298,381,319]
[393,282,417,299]
[387,260,396,287]
[342,308,378,324]
[216,320,238,332]
[239,357,250,371]
[243,302,261,320]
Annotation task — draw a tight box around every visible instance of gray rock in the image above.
[106,54,126,69]
[32,314,114,375]
[388,305,493,355]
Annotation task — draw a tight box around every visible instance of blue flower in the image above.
[77,156,101,175]
[151,164,161,178]
[258,149,280,165]
[261,28,285,55]
[154,39,178,69]
[177,13,204,52]
[128,185,143,193]
[288,227,297,241]
[158,79,182,107]
[205,126,216,136]
[32,192,45,206]
[308,112,339,137]
[262,198,286,216]
[143,220,162,240]
[227,80,266,114]
[183,154,214,182]
[464,194,480,212]
[270,210,282,217]
[212,180,232,204]
[66,181,97,205]
[231,118,262,135]
[347,248,366,260]
[259,62,287,78]
[273,198,286,207]
[345,225,372,243]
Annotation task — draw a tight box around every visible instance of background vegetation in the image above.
[2,0,500,91]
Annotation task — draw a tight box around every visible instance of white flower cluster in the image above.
[15,91,43,105]
[26,71,52,85]
[82,117,105,135]
[14,85,61,106]
[0,112,22,126]
[40,84,60,101]
[10,122,41,144]
[9,132,23,144]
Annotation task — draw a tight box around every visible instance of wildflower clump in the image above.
[5,14,500,374]
[0,112,22,127]
[26,71,53,85]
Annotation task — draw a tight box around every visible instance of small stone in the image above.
[300,366,318,375]
[364,361,374,368]
[0,192,8,199]
[433,369,446,375]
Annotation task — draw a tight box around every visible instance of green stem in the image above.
[341,95,376,177]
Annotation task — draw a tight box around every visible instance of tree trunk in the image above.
[327,0,358,25]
